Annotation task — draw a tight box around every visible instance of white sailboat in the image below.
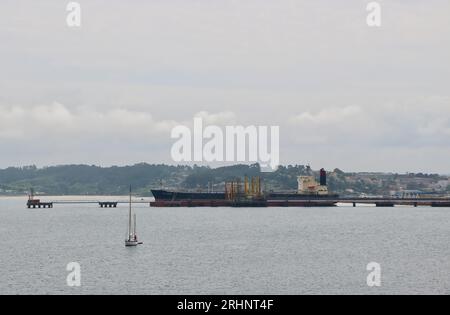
[125,187,142,247]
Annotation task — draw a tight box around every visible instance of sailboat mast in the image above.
[134,213,137,237]
[129,185,132,238]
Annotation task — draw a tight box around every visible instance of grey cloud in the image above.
[0,1,449,172]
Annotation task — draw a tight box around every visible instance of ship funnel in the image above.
[320,168,327,186]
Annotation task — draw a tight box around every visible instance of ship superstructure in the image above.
[297,168,329,195]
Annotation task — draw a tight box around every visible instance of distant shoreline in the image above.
[0,194,150,198]
[1,163,449,197]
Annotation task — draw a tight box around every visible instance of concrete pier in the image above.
[99,202,118,208]
[27,201,53,209]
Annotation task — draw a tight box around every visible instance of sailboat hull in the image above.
[125,240,139,247]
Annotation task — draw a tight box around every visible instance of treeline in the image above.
[0,164,184,195]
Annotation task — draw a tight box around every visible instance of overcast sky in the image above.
[1,0,449,173]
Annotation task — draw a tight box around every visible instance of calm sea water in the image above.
[0,196,448,295]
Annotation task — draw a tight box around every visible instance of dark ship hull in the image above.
[150,189,338,207]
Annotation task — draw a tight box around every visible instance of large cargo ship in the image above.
[151,169,338,207]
